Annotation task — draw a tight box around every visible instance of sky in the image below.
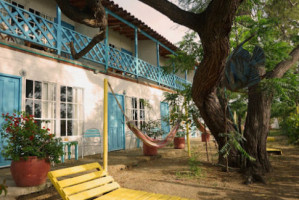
[111,0,190,45]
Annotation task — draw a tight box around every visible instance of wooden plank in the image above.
[95,188,150,200]
[267,136,275,142]
[63,176,114,196]
[49,162,102,178]
[59,171,107,188]
[135,192,157,200]
[47,175,68,200]
[267,148,282,155]
[145,193,165,200]
[68,182,120,200]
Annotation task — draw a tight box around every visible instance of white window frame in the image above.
[25,80,84,137]
[59,85,84,137]
[125,97,148,129]
[25,79,57,133]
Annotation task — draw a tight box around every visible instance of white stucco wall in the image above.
[108,29,134,53]
[139,40,157,66]
[0,46,168,156]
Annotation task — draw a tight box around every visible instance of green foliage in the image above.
[141,120,167,138]
[219,131,256,162]
[230,0,299,140]
[163,32,203,74]
[280,113,299,145]
[0,180,7,196]
[176,151,204,179]
[163,84,200,137]
[0,111,64,163]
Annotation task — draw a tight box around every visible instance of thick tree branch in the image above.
[138,0,201,31]
[266,45,299,79]
[55,0,107,59]
[56,0,99,28]
[70,31,105,59]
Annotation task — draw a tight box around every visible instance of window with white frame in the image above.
[25,80,84,137]
[60,86,84,136]
[25,80,56,132]
[126,97,148,128]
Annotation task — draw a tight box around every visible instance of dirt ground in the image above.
[17,137,299,200]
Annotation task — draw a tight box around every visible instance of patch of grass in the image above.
[176,152,205,179]
[269,129,283,136]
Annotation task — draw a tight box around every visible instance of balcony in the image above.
[0,0,190,90]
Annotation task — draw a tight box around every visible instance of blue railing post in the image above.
[135,28,139,78]
[157,42,160,85]
[105,10,109,72]
[56,5,62,55]
[185,70,187,81]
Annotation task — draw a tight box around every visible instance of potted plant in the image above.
[173,129,186,149]
[0,111,63,187]
[141,120,166,156]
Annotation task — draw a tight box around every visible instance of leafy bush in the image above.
[0,111,63,163]
[281,113,299,145]
[141,120,166,138]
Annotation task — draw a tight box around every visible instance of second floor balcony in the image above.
[0,0,190,90]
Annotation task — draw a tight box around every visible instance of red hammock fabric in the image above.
[127,120,181,148]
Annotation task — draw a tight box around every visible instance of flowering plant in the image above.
[0,111,63,163]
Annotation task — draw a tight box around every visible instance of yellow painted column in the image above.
[184,98,191,157]
[103,79,108,172]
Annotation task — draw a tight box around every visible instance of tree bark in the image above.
[55,0,107,59]
[243,45,299,182]
[244,85,272,178]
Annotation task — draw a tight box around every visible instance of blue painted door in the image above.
[0,74,21,167]
[160,102,170,134]
[108,93,125,151]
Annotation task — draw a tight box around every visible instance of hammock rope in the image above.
[107,81,181,148]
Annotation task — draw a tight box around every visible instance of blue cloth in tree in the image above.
[223,44,265,91]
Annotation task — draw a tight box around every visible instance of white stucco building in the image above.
[0,0,194,167]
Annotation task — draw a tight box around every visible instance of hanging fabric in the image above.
[223,36,265,91]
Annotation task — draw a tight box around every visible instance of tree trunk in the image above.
[243,46,299,181]
[195,89,238,166]
[243,85,272,182]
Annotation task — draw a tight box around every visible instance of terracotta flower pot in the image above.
[201,133,210,142]
[143,143,158,156]
[10,156,50,187]
[174,137,185,149]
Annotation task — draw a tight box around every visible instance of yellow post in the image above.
[103,79,108,172]
[184,98,191,158]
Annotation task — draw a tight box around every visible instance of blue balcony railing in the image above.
[0,0,189,90]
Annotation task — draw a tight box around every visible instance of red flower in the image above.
[6,127,11,133]
[49,134,53,138]
[2,113,4,116]
[29,135,34,141]
[47,128,50,131]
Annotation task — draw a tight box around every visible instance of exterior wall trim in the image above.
[0,40,175,94]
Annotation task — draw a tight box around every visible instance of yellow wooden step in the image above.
[267,148,282,155]
[95,188,192,200]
